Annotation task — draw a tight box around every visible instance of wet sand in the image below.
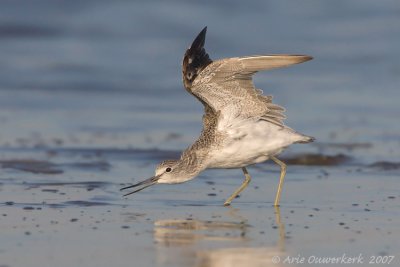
[1,0,400,266]
[0,146,399,267]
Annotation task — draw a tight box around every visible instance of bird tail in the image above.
[295,135,315,144]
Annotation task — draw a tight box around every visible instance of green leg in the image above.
[271,156,287,207]
[224,167,251,206]
[274,206,285,251]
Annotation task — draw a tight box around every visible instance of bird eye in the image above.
[166,167,172,172]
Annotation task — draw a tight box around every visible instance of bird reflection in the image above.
[154,207,286,267]
[154,219,250,246]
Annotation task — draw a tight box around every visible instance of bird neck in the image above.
[179,148,208,177]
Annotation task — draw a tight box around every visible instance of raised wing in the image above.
[182,27,216,129]
[182,27,312,129]
[191,55,312,128]
[182,27,213,93]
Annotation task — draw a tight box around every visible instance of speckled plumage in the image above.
[121,27,314,206]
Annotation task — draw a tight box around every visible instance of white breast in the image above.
[207,120,303,168]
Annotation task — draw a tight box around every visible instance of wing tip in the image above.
[189,26,208,51]
[238,54,313,72]
[298,55,313,63]
[182,27,213,89]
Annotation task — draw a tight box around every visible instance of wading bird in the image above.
[121,27,313,206]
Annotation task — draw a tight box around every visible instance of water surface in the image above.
[0,1,399,266]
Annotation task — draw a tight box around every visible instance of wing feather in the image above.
[182,28,312,130]
[238,55,312,72]
[191,55,312,128]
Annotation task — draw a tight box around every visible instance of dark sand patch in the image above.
[0,159,63,174]
[282,153,351,166]
[0,159,111,174]
[368,161,400,171]
[314,142,372,151]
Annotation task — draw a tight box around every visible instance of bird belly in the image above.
[208,138,282,168]
[207,121,301,168]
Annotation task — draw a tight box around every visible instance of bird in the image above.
[120,27,314,206]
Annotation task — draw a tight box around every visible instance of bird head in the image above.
[120,159,197,196]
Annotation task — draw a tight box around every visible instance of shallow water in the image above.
[1,1,399,267]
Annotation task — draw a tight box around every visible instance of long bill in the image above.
[120,175,160,197]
